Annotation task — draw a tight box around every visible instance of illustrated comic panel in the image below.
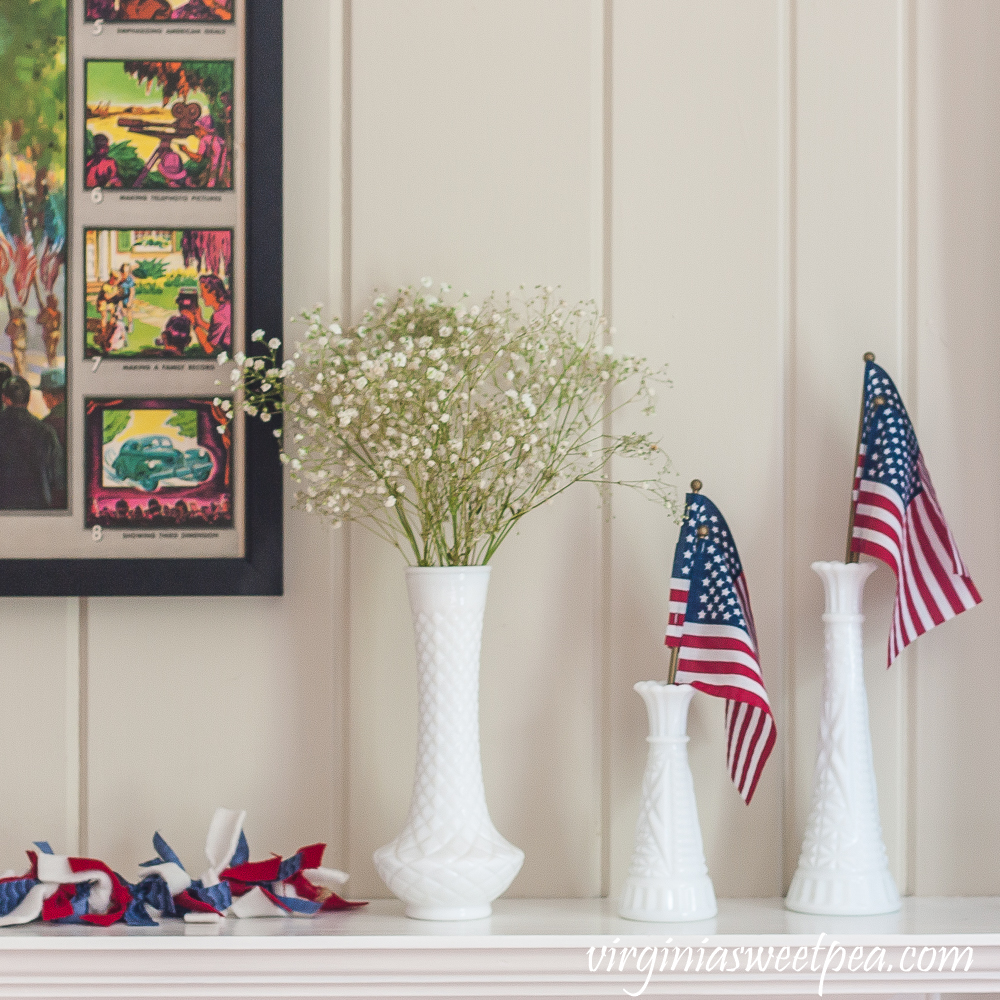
[85,397,234,529]
[0,0,68,513]
[85,0,233,23]
[85,61,234,191]
[85,229,233,360]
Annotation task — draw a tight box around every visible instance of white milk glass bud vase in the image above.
[619,682,717,922]
[786,561,900,915]
[373,566,524,920]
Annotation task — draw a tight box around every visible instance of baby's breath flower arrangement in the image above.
[221,281,676,566]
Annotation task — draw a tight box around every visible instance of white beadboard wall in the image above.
[0,0,996,906]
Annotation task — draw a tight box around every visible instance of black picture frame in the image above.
[0,0,283,597]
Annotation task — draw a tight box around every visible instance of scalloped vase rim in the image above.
[404,565,492,575]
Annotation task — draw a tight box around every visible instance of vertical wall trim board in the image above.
[897,0,919,898]
[596,0,613,898]
[779,0,798,894]
[339,0,354,871]
[65,599,81,856]
[341,0,353,329]
[77,598,89,856]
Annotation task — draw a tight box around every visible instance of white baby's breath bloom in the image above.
[226,283,673,564]
[251,330,265,342]
[217,351,229,364]
[269,338,282,350]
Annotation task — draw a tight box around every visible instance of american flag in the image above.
[849,360,981,665]
[665,492,775,804]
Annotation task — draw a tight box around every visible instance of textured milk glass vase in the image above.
[786,561,901,915]
[619,682,717,922]
[373,565,524,920]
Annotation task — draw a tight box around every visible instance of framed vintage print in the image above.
[0,0,282,596]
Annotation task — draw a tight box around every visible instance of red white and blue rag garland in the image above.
[0,808,365,928]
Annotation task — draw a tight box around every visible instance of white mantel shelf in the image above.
[1,896,1000,997]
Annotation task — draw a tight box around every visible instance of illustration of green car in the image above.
[112,435,214,492]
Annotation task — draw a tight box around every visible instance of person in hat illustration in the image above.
[40,367,66,454]
[156,149,189,188]
[183,115,230,189]
[85,134,122,189]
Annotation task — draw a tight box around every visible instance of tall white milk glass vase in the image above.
[619,682,717,922]
[373,566,524,920]
[786,561,900,915]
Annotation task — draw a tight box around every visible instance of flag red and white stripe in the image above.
[665,577,689,644]
[12,236,37,306]
[664,492,775,805]
[673,603,775,805]
[851,453,981,665]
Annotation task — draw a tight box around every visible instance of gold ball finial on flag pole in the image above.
[690,479,702,493]
[697,525,709,538]
[864,352,876,362]
[874,396,885,406]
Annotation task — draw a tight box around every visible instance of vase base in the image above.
[373,833,524,920]
[785,868,901,916]
[618,874,717,923]
[405,903,492,921]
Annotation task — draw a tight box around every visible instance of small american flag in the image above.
[665,492,775,804]
[849,360,981,665]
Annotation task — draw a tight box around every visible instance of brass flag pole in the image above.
[845,353,876,564]
[668,479,702,685]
